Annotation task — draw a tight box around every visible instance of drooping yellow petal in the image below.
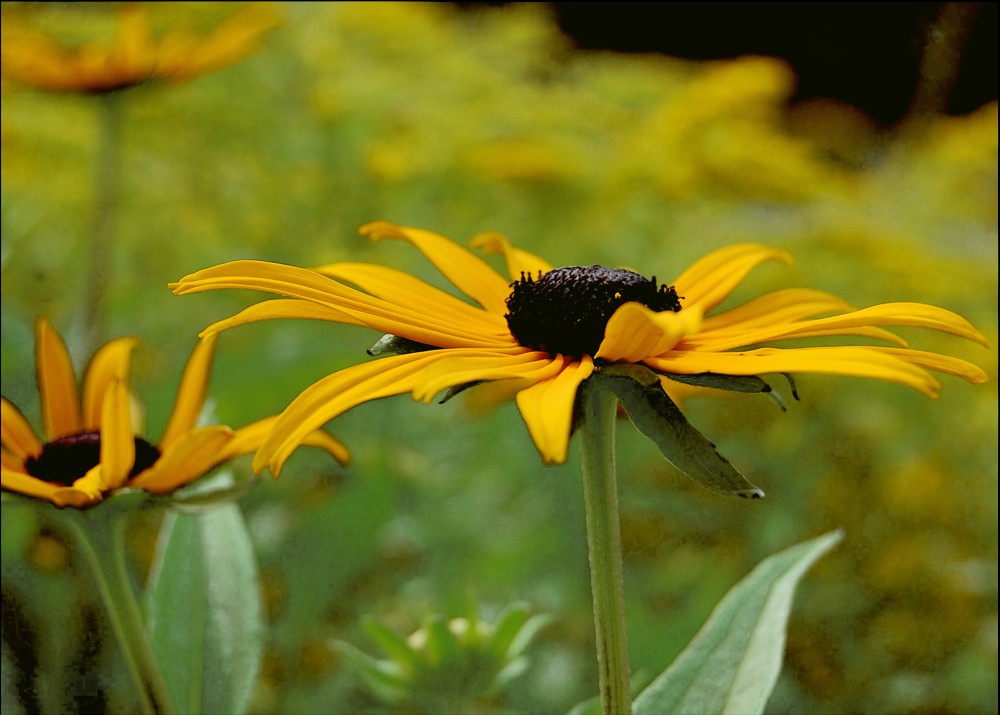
[130,426,234,493]
[159,335,216,451]
[100,379,135,490]
[410,350,565,403]
[315,262,508,336]
[469,231,554,280]
[1,398,44,460]
[646,347,944,397]
[35,317,82,439]
[597,302,705,362]
[360,222,512,315]
[515,356,595,464]
[1,468,63,503]
[671,243,793,313]
[223,416,352,469]
[256,350,488,476]
[298,430,353,467]
[173,260,511,348]
[198,299,367,337]
[82,336,139,430]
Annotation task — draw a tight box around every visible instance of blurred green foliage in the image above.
[1,3,996,714]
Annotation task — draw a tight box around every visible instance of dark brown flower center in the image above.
[24,431,161,487]
[505,265,682,359]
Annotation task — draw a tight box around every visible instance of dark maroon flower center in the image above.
[24,431,161,487]
[505,265,682,359]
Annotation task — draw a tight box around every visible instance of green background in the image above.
[2,3,996,713]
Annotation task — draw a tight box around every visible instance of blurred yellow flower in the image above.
[171,223,988,472]
[1,318,349,509]
[0,2,281,94]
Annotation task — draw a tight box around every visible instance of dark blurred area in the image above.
[471,2,998,126]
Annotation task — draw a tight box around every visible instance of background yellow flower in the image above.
[1,2,281,94]
[1,318,349,508]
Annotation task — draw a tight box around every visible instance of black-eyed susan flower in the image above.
[170,222,988,485]
[0,2,281,94]
[1,317,349,509]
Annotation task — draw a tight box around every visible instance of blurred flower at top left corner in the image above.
[0,1,283,95]
[1,317,350,510]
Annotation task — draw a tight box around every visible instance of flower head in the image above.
[1,318,349,509]
[171,222,988,477]
[0,3,281,94]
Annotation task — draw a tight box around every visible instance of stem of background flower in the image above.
[80,91,123,358]
[64,507,175,715]
[578,381,632,715]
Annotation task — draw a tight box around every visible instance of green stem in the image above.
[80,91,123,357]
[64,508,175,715]
[578,380,632,715]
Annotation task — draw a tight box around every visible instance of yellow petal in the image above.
[672,244,793,313]
[159,3,281,81]
[160,335,216,451]
[646,347,943,397]
[469,231,554,280]
[410,350,564,403]
[223,416,353,469]
[870,347,989,384]
[173,259,509,348]
[699,288,857,331]
[1,398,44,460]
[113,3,155,82]
[100,380,135,490]
[359,222,511,315]
[315,262,508,336]
[687,301,989,352]
[597,302,704,362]
[256,350,486,476]
[50,486,101,509]
[82,336,139,430]
[199,298,369,337]
[2,467,63,503]
[65,463,109,506]
[299,430,352,467]
[130,426,234,493]
[515,356,595,464]
[2,448,25,472]
[35,317,82,439]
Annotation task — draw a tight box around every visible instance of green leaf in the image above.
[333,640,408,700]
[363,618,420,673]
[633,530,843,715]
[145,500,264,715]
[366,334,434,356]
[598,374,765,498]
[661,372,788,411]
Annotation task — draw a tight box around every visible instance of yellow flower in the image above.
[171,222,988,473]
[0,3,281,94]
[1,318,349,509]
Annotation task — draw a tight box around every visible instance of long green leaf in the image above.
[145,500,263,715]
[633,530,843,715]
